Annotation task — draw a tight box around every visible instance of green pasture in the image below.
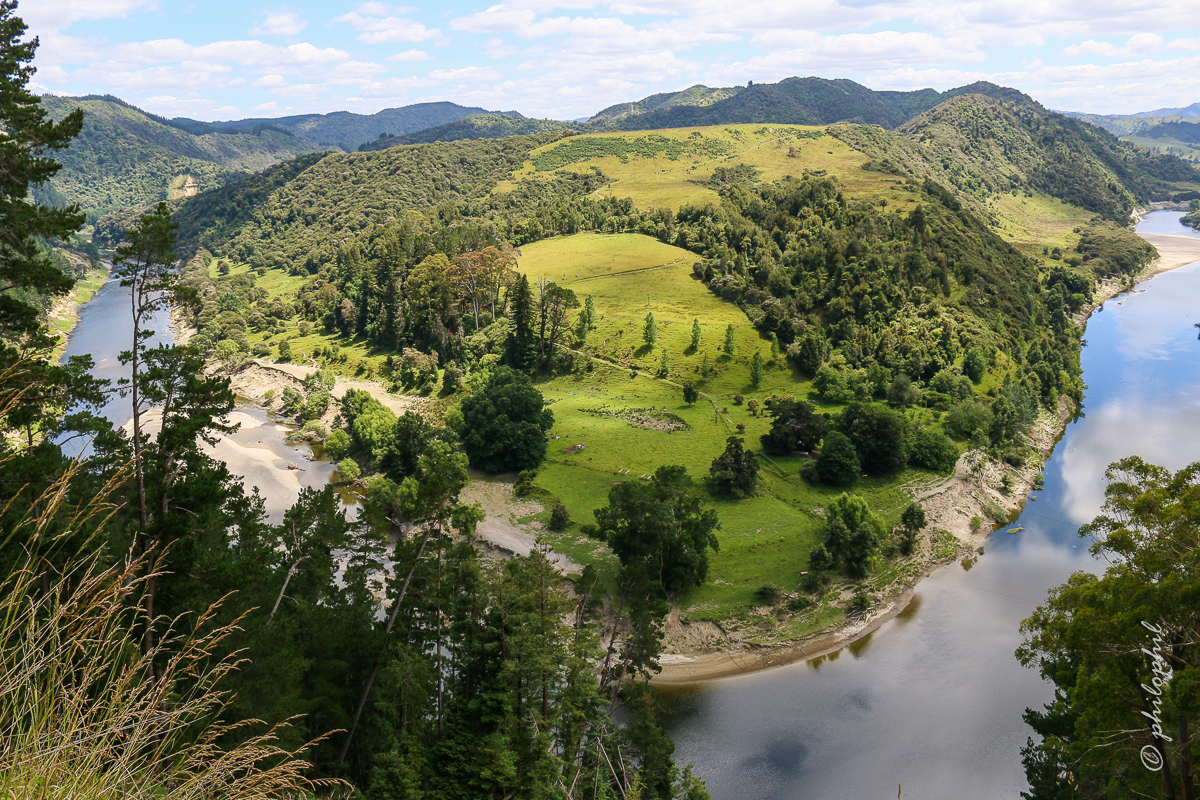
[509,124,918,210]
[518,231,943,635]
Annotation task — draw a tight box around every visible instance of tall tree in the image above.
[113,203,181,533]
[535,278,579,362]
[690,318,702,350]
[508,273,537,373]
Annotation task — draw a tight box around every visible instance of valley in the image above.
[17,11,1200,790]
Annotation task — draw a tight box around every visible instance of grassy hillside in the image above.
[41,96,324,216]
[359,114,574,149]
[1123,120,1200,164]
[502,123,908,209]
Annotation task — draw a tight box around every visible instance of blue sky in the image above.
[25,0,1200,121]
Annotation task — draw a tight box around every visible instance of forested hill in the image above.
[358,113,573,149]
[589,84,745,123]
[588,77,1027,130]
[175,101,495,149]
[40,95,325,217]
[832,93,1200,221]
[141,132,574,262]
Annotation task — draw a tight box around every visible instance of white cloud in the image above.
[334,8,441,44]
[428,65,502,82]
[250,10,308,37]
[253,73,288,88]
[1062,33,1162,58]
[387,49,432,61]
[22,0,157,32]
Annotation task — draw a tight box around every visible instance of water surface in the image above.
[663,211,1200,799]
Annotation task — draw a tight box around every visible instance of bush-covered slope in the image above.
[832,94,1200,221]
[592,78,1025,132]
[359,114,574,149]
[41,96,325,216]
[177,101,492,148]
[166,132,571,269]
[590,84,744,123]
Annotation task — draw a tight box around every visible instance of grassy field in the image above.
[986,192,1096,267]
[516,231,945,641]
[502,124,921,211]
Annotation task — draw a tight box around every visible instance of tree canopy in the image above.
[457,366,553,473]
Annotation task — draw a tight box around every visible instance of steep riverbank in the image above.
[652,213,1200,684]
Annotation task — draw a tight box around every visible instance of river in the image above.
[61,274,338,521]
[661,210,1200,799]
[62,214,1200,795]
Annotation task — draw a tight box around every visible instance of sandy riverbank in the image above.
[651,218,1200,684]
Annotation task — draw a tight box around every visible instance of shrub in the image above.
[514,469,538,496]
[337,458,361,482]
[548,503,570,531]
[909,428,959,473]
[323,429,352,460]
[753,584,782,603]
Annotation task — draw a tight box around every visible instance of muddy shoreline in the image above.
[651,216,1198,684]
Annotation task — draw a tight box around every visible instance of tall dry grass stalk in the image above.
[0,369,339,799]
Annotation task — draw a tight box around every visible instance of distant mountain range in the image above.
[173,101,501,149]
[40,78,1200,219]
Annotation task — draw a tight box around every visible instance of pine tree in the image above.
[700,353,711,379]
[770,333,780,359]
[691,318,702,350]
[643,312,657,348]
[659,347,670,376]
[723,324,736,356]
[751,350,764,388]
[509,273,537,373]
[584,294,596,328]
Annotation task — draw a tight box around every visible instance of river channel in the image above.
[61,275,339,521]
[661,210,1200,798]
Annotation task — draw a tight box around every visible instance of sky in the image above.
[24,0,1200,122]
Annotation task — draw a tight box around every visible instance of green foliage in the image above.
[643,312,658,347]
[530,132,730,171]
[835,402,910,475]
[750,350,764,388]
[1018,458,1200,797]
[40,95,322,215]
[909,428,960,473]
[945,397,993,440]
[589,465,720,595]
[962,347,988,383]
[690,317,702,349]
[899,502,927,555]
[722,324,736,356]
[548,502,571,531]
[322,429,352,460]
[760,399,827,455]
[707,436,759,499]
[360,113,572,149]
[814,430,861,486]
[337,458,361,481]
[821,493,886,577]
[835,92,1200,222]
[457,366,553,473]
[659,346,671,376]
[682,383,700,406]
